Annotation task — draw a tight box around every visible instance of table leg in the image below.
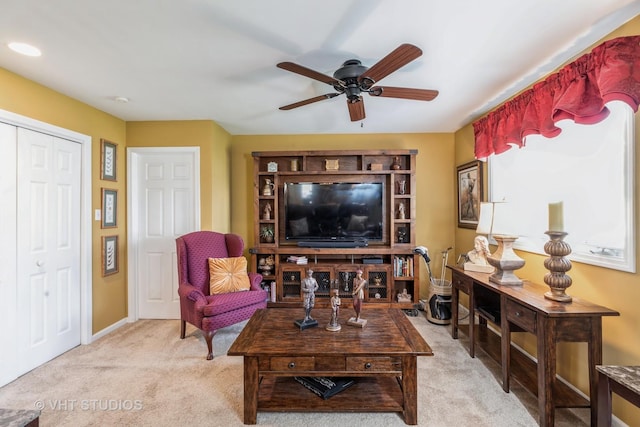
[500,295,510,393]
[597,370,612,427]
[469,283,475,358]
[402,356,418,425]
[243,356,259,424]
[590,317,603,426]
[451,286,459,339]
[537,317,556,427]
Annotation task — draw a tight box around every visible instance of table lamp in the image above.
[477,202,525,286]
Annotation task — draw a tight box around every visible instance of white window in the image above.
[488,100,635,272]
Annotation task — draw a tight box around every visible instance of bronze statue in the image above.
[294,268,319,329]
[347,270,367,328]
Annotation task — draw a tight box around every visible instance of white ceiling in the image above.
[1,0,639,135]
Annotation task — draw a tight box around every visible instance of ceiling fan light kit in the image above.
[278,43,438,121]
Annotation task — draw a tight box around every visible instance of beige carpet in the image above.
[0,310,590,426]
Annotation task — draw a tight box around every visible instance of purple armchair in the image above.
[176,231,268,360]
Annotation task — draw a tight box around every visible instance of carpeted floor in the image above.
[0,309,590,426]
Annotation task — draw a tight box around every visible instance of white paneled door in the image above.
[130,149,199,319]
[16,128,81,374]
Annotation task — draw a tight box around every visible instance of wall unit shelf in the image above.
[251,149,419,308]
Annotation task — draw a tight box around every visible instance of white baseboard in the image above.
[90,317,129,342]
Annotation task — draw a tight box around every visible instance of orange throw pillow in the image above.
[208,257,251,295]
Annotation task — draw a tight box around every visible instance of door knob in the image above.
[36,260,45,267]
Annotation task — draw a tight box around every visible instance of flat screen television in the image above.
[284,182,384,242]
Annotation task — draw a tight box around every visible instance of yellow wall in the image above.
[126,120,232,231]
[230,133,455,299]
[454,17,640,425]
[0,68,127,333]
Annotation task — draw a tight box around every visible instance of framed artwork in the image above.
[101,139,117,181]
[102,235,119,276]
[101,188,117,228]
[457,160,483,229]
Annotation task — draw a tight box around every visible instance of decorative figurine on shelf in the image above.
[397,288,412,303]
[397,227,408,243]
[341,272,350,292]
[397,202,406,220]
[396,179,406,195]
[262,178,274,196]
[294,268,319,330]
[347,269,367,328]
[262,202,272,220]
[463,235,495,273]
[326,289,341,331]
[258,255,275,275]
[391,156,402,170]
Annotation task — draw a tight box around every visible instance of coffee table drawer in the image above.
[270,357,315,371]
[346,357,401,372]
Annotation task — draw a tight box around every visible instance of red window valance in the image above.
[473,35,640,159]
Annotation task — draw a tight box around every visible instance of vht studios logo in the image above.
[35,399,143,411]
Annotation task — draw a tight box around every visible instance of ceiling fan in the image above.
[277,43,438,122]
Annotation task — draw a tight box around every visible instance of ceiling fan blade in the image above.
[279,93,340,110]
[358,44,422,88]
[347,98,365,121]
[277,62,342,86]
[369,86,439,101]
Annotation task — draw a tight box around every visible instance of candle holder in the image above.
[543,231,572,302]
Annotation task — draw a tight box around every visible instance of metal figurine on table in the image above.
[294,268,319,329]
[326,289,341,331]
[347,269,367,328]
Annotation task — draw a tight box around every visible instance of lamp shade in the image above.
[476,201,518,237]
[475,202,494,235]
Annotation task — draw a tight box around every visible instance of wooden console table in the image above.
[448,266,619,427]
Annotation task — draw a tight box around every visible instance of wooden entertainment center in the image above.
[250,149,419,309]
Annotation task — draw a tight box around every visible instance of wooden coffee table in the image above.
[228,308,433,425]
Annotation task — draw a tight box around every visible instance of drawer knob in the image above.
[288,362,296,369]
[364,362,372,369]
[515,311,522,317]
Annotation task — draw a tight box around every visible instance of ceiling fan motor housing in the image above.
[333,59,370,101]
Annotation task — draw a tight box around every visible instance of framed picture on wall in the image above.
[102,235,119,276]
[101,139,117,181]
[101,188,117,228]
[457,160,483,229]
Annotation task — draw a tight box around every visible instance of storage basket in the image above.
[426,279,452,325]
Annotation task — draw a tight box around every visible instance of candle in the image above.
[548,202,564,232]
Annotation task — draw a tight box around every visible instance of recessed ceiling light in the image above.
[8,42,42,57]
[114,96,129,103]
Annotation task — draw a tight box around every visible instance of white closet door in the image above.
[0,122,18,386]
[16,127,81,374]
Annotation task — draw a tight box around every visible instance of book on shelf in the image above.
[287,255,308,264]
[394,256,414,277]
[294,376,356,399]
